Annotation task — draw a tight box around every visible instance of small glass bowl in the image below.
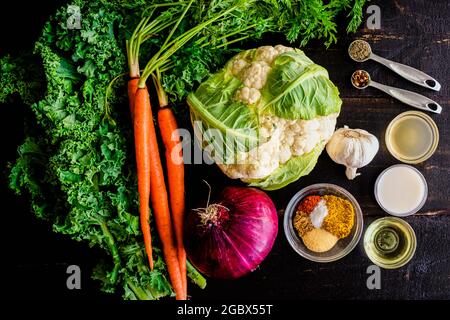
[385,111,439,164]
[374,164,428,217]
[284,183,364,263]
[364,217,417,269]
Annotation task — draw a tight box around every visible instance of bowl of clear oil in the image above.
[385,111,439,164]
[364,217,417,269]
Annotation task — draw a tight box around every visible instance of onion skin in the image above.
[185,187,278,279]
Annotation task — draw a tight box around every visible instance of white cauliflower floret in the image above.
[260,115,277,137]
[318,116,337,140]
[234,86,261,105]
[286,135,295,146]
[241,61,271,89]
[255,46,279,64]
[302,119,320,133]
[218,126,282,179]
[259,127,270,139]
[230,58,249,76]
[274,45,294,55]
[279,145,292,164]
[231,45,296,106]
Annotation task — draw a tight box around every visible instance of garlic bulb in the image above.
[326,126,379,180]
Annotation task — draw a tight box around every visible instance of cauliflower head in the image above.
[188,45,342,190]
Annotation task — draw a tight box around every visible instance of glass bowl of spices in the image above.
[284,183,363,263]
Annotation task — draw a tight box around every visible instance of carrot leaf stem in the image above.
[187,260,206,289]
[138,0,252,88]
[152,68,168,108]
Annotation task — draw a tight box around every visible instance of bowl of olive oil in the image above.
[364,217,416,269]
[385,111,439,164]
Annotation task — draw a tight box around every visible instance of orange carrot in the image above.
[127,78,139,118]
[135,87,186,300]
[157,107,187,296]
[126,13,188,298]
[133,85,154,271]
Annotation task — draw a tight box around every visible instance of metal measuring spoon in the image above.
[348,40,441,91]
[351,70,442,114]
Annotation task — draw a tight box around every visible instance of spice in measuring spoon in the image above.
[348,39,372,62]
[350,70,442,114]
[351,70,370,88]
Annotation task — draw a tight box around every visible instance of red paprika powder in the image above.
[297,195,321,214]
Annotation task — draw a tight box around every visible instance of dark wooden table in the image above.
[188,0,450,300]
[1,0,449,300]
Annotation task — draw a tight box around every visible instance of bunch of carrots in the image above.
[126,7,188,299]
[125,1,248,300]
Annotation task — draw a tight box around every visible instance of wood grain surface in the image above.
[187,0,450,300]
[0,0,448,300]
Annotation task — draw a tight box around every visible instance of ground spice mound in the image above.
[302,228,338,252]
[293,210,314,237]
[322,195,355,238]
[297,195,321,214]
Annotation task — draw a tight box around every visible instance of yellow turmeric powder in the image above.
[322,195,355,239]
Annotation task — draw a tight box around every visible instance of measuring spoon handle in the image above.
[371,53,441,91]
[370,81,442,114]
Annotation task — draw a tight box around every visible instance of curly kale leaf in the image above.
[0,55,44,105]
[6,0,174,299]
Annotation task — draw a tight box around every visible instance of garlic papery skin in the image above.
[326,125,379,180]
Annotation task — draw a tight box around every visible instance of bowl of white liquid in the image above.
[374,164,428,216]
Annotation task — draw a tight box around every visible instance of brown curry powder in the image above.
[293,210,314,237]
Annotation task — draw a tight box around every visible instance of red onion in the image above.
[185,186,278,279]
